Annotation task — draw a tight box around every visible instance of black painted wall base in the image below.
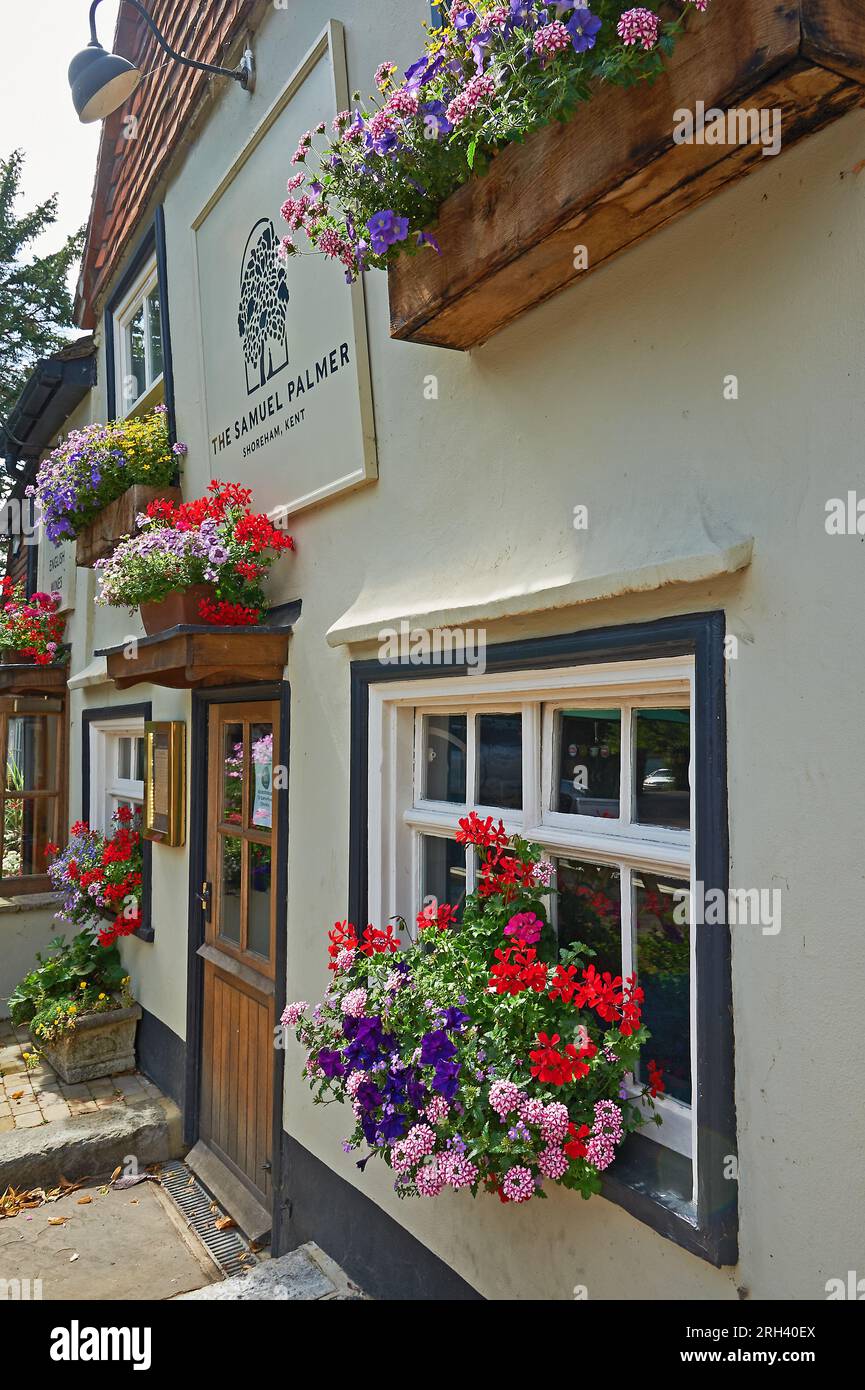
[276,1132,484,1301]
[137,1007,186,1111]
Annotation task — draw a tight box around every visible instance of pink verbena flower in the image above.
[486,5,509,26]
[425,1095,450,1124]
[385,88,420,118]
[538,1146,569,1180]
[502,1165,535,1202]
[519,1096,545,1127]
[415,1158,445,1196]
[404,1123,436,1164]
[533,21,571,58]
[369,109,398,140]
[617,7,660,50]
[593,1099,624,1142]
[586,1133,616,1170]
[489,1079,523,1118]
[335,947,356,971]
[390,1140,413,1174]
[374,62,396,90]
[540,1101,570,1145]
[340,987,368,1018]
[345,1070,367,1098]
[533,859,555,888]
[280,1000,307,1027]
[439,1152,479,1191]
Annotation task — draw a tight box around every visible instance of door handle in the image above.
[197,880,212,920]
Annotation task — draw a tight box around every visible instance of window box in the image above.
[75,483,183,569]
[387,0,865,350]
[99,625,292,691]
[0,662,68,696]
[34,1003,142,1085]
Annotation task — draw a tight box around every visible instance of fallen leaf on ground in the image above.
[77,1196,92,1205]
[47,1217,68,1226]
[109,1166,122,1183]
[214,1216,236,1232]
[10,1091,24,1100]
[113,1174,157,1190]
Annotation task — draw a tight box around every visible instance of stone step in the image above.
[0,1095,183,1192]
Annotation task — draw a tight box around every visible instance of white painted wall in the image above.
[48,0,865,1297]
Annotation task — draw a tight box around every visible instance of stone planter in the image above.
[33,1003,141,1084]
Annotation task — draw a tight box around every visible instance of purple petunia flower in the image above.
[567,7,601,51]
[366,209,410,256]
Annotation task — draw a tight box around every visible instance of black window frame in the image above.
[82,703,153,943]
[348,611,736,1267]
[104,207,176,441]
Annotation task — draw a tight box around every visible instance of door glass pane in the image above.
[218,836,242,944]
[6,715,58,791]
[423,713,466,803]
[127,306,146,401]
[2,797,55,876]
[476,713,522,809]
[633,875,691,1105]
[421,834,466,922]
[147,291,164,380]
[248,844,272,959]
[553,708,620,818]
[555,858,621,971]
[221,723,244,827]
[248,723,274,830]
[634,708,690,829]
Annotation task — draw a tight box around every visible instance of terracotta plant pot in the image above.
[139,584,216,636]
[33,1004,142,1085]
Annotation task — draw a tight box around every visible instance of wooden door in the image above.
[198,702,279,1204]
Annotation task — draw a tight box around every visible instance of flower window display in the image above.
[0,580,66,665]
[278,2,712,282]
[28,405,185,545]
[45,806,144,947]
[94,480,295,630]
[284,814,665,1203]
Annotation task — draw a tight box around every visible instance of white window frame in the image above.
[368,657,697,1173]
[88,716,146,835]
[112,258,164,418]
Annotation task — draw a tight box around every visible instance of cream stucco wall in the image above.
[59,0,865,1298]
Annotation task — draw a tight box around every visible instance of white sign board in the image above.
[193,22,377,518]
[37,531,76,613]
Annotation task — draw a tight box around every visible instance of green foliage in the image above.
[8,930,130,1038]
[0,150,84,424]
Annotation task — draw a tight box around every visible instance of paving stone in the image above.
[0,1118,14,1133]
[13,1111,45,1129]
[59,1082,90,1099]
[175,1248,337,1301]
[111,1077,144,1096]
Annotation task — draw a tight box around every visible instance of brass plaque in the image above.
[144,721,185,845]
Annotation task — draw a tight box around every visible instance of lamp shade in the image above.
[69,42,141,123]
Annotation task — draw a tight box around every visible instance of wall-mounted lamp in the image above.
[69,0,254,123]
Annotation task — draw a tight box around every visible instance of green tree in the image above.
[0,150,84,423]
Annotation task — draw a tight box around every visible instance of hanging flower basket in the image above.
[0,580,67,673]
[27,405,186,566]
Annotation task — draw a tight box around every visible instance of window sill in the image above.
[0,890,63,913]
[601,1132,736,1267]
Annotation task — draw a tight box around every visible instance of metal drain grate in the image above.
[159,1160,259,1278]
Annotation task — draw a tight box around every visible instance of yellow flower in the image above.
[68,1004,77,1014]
[79,981,87,989]
[98,993,106,1000]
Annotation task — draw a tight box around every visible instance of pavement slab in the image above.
[0,1177,220,1301]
